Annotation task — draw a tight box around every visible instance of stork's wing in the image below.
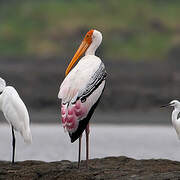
[59,61,106,138]
[71,62,106,104]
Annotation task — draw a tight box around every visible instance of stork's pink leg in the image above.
[85,123,90,169]
[78,135,82,168]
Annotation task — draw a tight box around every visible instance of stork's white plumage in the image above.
[58,55,102,104]
[0,77,32,163]
[58,29,106,168]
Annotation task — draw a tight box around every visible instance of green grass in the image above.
[0,0,180,60]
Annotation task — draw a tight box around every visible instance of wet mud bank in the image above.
[1,156,180,180]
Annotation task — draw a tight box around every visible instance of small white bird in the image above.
[161,100,180,139]
[0,77,32,163]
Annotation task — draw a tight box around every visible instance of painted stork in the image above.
[58,29,106,168]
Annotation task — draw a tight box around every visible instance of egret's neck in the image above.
[172,108,180,123]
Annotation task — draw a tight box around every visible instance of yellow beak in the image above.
[65,40,90,76]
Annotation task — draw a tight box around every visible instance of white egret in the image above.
[161,100,180,139]
[0,77,32,163]
[58,29,106,168]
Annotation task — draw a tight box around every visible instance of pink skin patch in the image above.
[61,106,66,115]
[68,108,73,115]
[60,100,88,132]
[75,101,81,109]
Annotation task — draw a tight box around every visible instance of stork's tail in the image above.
[21,127,32,144]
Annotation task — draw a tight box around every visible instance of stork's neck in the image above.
[172,108,180,124]
[85,30,102,56]
[85,41,98,56]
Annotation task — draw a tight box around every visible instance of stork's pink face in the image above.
[65,30,94,76]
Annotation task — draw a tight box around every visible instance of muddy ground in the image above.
[1,156,180,180]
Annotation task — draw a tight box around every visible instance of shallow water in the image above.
[0,124,180,162]
[0,109,171,124]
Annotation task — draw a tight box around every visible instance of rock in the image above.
[1,156,180,180]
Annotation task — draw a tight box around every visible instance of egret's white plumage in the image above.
[0,86,32,143]
[169,100,180,139]
[0,77,6,92]
[0,77,32,163]
[162,100,180,139]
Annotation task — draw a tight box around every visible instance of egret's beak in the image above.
[160,103,170,108]
[65,40,90,76]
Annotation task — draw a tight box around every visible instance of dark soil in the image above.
[0,57,180,111]
[1,156,180,180]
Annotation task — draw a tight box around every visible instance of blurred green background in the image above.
[0,0,180,116]
[1,0,180,61]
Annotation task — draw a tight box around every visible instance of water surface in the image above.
[0,124,180,162]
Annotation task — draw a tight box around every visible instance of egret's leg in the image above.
[11,126,15,164]
[85,123,90,169]
[78,135,82,168]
